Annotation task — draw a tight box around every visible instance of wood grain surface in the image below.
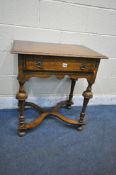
[12,40,107,59]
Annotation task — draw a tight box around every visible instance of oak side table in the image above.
[12,40,107,136]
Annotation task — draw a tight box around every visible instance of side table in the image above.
[12,40,107,136]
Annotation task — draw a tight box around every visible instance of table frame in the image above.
[16,54,100,136]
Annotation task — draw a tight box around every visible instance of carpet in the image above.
[0,105,116,175]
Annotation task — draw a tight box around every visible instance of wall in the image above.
[0,0,116,107]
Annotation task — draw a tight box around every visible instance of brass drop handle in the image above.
[36,60,43,69]
[80,64,88,70]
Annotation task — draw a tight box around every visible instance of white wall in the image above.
[0,0,116,101]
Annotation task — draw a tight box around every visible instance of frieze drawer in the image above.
[25,57,96,72]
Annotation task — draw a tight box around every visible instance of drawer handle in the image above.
[80,64,88,70]
[36,61,43,69]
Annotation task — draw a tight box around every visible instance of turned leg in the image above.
[78,81,93,131]
[16,80,27,136]
[66,78,77,109]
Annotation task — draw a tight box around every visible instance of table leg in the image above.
[66,78,77,109]
[16,80,27,136]
[78,81,93,131]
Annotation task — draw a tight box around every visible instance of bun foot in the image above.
[77,125,83,131]
[65,101,73,109]
[18,128,26,137]
[66,105,72,109]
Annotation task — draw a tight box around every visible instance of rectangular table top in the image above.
[12,40,108,59]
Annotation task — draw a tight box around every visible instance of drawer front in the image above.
[25,57,96,72]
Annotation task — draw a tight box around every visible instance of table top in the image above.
[12,40,108,59]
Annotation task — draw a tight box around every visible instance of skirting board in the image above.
[0,95,116,109]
